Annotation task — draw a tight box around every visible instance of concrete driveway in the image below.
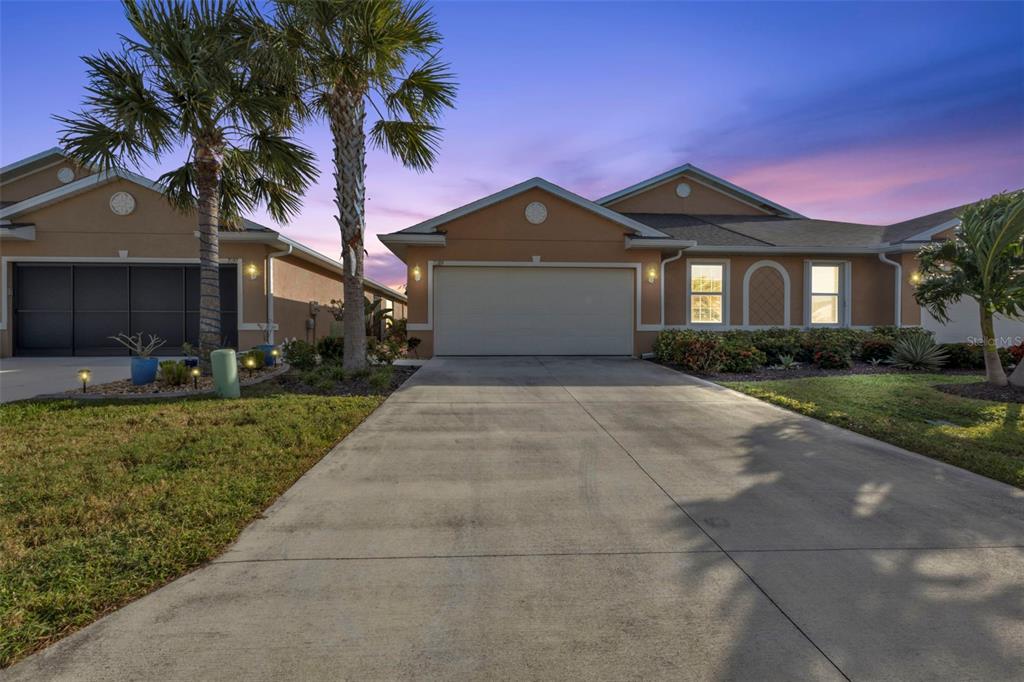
[8,357,1023,680]
[0,356,131,402]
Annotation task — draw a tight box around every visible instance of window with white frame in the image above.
[810,263,842,325]
[688,262,727,324]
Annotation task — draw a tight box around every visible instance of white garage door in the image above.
[434,266,634,355]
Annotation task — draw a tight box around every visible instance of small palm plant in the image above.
[889,335,948,371]
[915,191,1024,386]
[56,0,317,357]
[274,0,457,370]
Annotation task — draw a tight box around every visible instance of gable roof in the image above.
[596,163,806,218]
[0,147,66,181]
[390,177,671,239]
[883,206,965,244]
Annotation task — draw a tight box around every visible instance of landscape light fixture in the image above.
[412,265,422,282]
[191,367,201,389]
[246,262,260,280]
[78,368,91,393]
[245,356,256,378]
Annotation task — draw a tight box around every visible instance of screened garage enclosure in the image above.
[12,263,238,356]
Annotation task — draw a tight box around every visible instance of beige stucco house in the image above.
[0,148,406,357]
[381,163,1023,357]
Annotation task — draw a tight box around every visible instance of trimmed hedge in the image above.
[653,326,945,373]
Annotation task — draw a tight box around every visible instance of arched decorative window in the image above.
[742,260,790,327]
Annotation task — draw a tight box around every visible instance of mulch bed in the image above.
[268,365,418,397]
[656,360,985,383]
[54,364,285,399]
[935,382,1024,404]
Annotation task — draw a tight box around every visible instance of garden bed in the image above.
[935,381,1024,404]
[657,360,986,383]
[48,363,287,400]
[252,364,418,397]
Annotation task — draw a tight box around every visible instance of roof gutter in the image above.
[878,252,902,327]
[624,237,696,250]
[660,249,685,327]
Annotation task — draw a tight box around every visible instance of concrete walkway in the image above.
[8,357,1023,680]
[0,356,131,402]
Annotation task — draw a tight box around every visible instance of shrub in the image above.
[941,342,986,369]
[241,349,265,370]
[653,329,725,373]
[1009,342,1024,365]
[800,328,865,360]
[857,334,895,362]
[720,342,767,373]
[282,339,318,370]
[316,336,345,363]
[158,360,188,386]
[748,328,803,364]
[368,365,394,391]
[813,349,851,369]
[889,335,948,371]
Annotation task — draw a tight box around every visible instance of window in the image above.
[810,264,842,325]
[688,262,727,324]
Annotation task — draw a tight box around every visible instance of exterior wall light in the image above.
[78,368,91,393]
[191,367,201,389]
[647,266,658,284]
[246,263,260,280]
[909,271,922,285]
[412,265,422,282]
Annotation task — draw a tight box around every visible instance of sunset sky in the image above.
[3,1,1022,289]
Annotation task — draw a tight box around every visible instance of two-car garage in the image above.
[432,266,634,356]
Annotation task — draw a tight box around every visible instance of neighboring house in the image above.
[0,148,406,357]
[381,163,1023,357]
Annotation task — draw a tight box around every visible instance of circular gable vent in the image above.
[675,182,692,198]
[57,167,75,184]
[525,201,548,224]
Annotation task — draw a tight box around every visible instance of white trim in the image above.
[742,260,791,326]
[389,177,669,238]
[377,233,447,246]
[896,218,960,244]
[0,226,36,241]
[409,259,654,333]
[685,258,731,327]
[804,260,852,327]
[0,256,246,334]
[596,163,805,218]
[0,147,64,178]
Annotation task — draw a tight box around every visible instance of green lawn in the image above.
[722,374,1023,489]
[0,390,383,667]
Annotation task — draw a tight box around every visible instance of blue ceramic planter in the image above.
[183,357,199,368]
[257,343,277,366]
[131,356,159,385]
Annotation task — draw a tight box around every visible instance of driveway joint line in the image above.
[536,356,852,682]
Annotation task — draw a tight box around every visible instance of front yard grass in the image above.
[721,374,1023,489]
[0,390,383,667]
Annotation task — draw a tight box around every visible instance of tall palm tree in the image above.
[915,191,1024,387]
[56,0,317,356]
[275,0,456,370]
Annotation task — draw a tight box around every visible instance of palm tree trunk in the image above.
[195,145,222,359]
[328,87,368,371]
[979,307,1008,386]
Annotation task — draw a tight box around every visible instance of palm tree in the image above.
[915,191,1024,387]
[56,0,317,356]
[275,0,456,370]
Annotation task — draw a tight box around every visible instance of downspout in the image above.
[660,249,685,327]
[878,251,902,327]
[266,242,293,344]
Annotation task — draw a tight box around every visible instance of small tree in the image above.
[275,0,456,371]
[915,191,1024,386]
[57,0,317,356]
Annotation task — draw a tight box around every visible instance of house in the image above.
[380,163,1023,357]
[0,148,406,357]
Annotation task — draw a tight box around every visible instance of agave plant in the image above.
[889,335,948,371]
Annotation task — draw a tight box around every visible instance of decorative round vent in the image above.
[57,167,75,184]
[524,201,548,224]
[109,191,136,216]
[675,182,692,198]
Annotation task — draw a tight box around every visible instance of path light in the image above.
[271,348,280,366]
[78,368,91,393]
[191,367,201,390]
[244,356,256,378]
[412,265,422,282]
[246,262,260,280]
[647,266,658,284]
